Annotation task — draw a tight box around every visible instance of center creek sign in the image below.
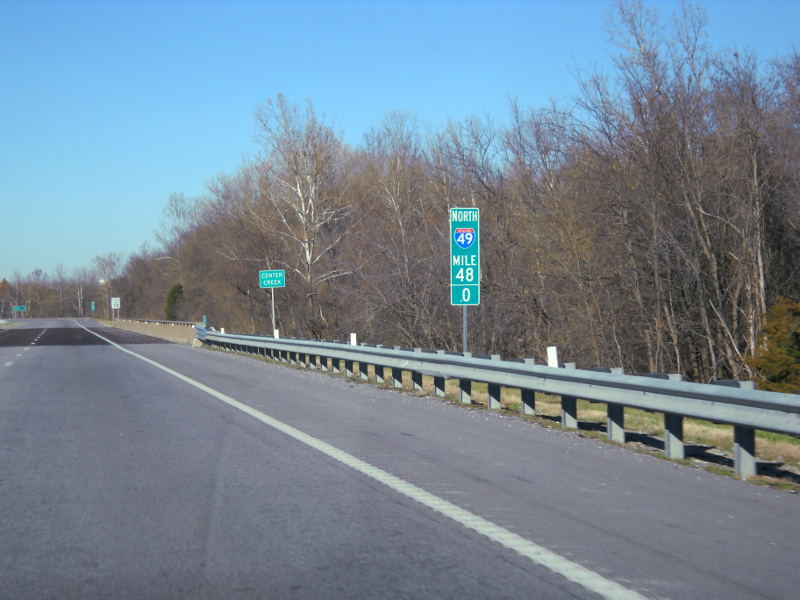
[259,270,286,288]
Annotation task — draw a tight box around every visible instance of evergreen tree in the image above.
[164,283,184,321]
[746,297,800,393]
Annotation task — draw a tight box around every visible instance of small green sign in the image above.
[12,305,25,312]
[259,270,285,288]
[449,207,480,306]
[91,301,96,312]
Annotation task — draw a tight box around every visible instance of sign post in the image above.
[110,297,120,321]
[259,269,286,335]
[449,207,480,352]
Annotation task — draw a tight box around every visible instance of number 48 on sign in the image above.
[450,207,480,305]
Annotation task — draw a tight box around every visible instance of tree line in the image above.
[5,2,799,383]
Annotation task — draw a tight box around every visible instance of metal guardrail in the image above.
[122,318,199,327]
[195,327,800,479]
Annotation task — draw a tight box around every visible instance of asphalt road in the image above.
[1,318,798,599]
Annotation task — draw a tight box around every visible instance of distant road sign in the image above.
[450,207,480,305]
[12,305,25,312]
[91,301,96,312]
[111,297,120,309]
[259,270,286,288]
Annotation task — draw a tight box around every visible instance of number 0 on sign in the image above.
[450,207,480,305]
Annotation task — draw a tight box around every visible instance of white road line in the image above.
[3,362,12,367]
[74,320,646,600]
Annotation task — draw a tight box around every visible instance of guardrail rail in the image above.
[195,327,800,479]
[121,318,199,327]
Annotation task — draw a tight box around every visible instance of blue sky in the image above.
[2,0,798,279]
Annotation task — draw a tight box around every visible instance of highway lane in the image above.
[1,318,798,599]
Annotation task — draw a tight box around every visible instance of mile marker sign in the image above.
[450,207,480,305]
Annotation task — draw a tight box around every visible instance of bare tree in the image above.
[93,253,122,319]
[253,94,353,337]
[53,264,67,317]
[72,267,95,317]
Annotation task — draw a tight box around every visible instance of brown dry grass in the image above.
[110,319,197,345]
[385,374,800,469]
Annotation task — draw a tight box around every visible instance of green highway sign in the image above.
[12,305,25,312]
[91,301,96,312]
[450,207,480,305]
[259,269,285,288]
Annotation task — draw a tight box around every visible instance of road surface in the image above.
[1,318,798,599]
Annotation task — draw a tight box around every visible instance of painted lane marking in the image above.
[3,362,12,367]
[74,320,646,600]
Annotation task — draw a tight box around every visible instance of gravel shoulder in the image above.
[106,319,197,344]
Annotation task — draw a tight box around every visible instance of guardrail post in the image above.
[358,347,369,381]
[488,355,502,409]
[607,404,625,442]
[708,379,758,477]
[520,359,536,415]
[655,374,685,459]
[560,362,578,429]
[319,355,328,372]
[332,355,341,374]
[434,351,447,397]
[459,352,472,404]
[664,414,685,459]
[734,426,756,479]
[391,348,403,388]
[606,368,625,442]
[373,349,384,384]
[345,358,354,377]
[412,349,423,391]
[733,381,757,479]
